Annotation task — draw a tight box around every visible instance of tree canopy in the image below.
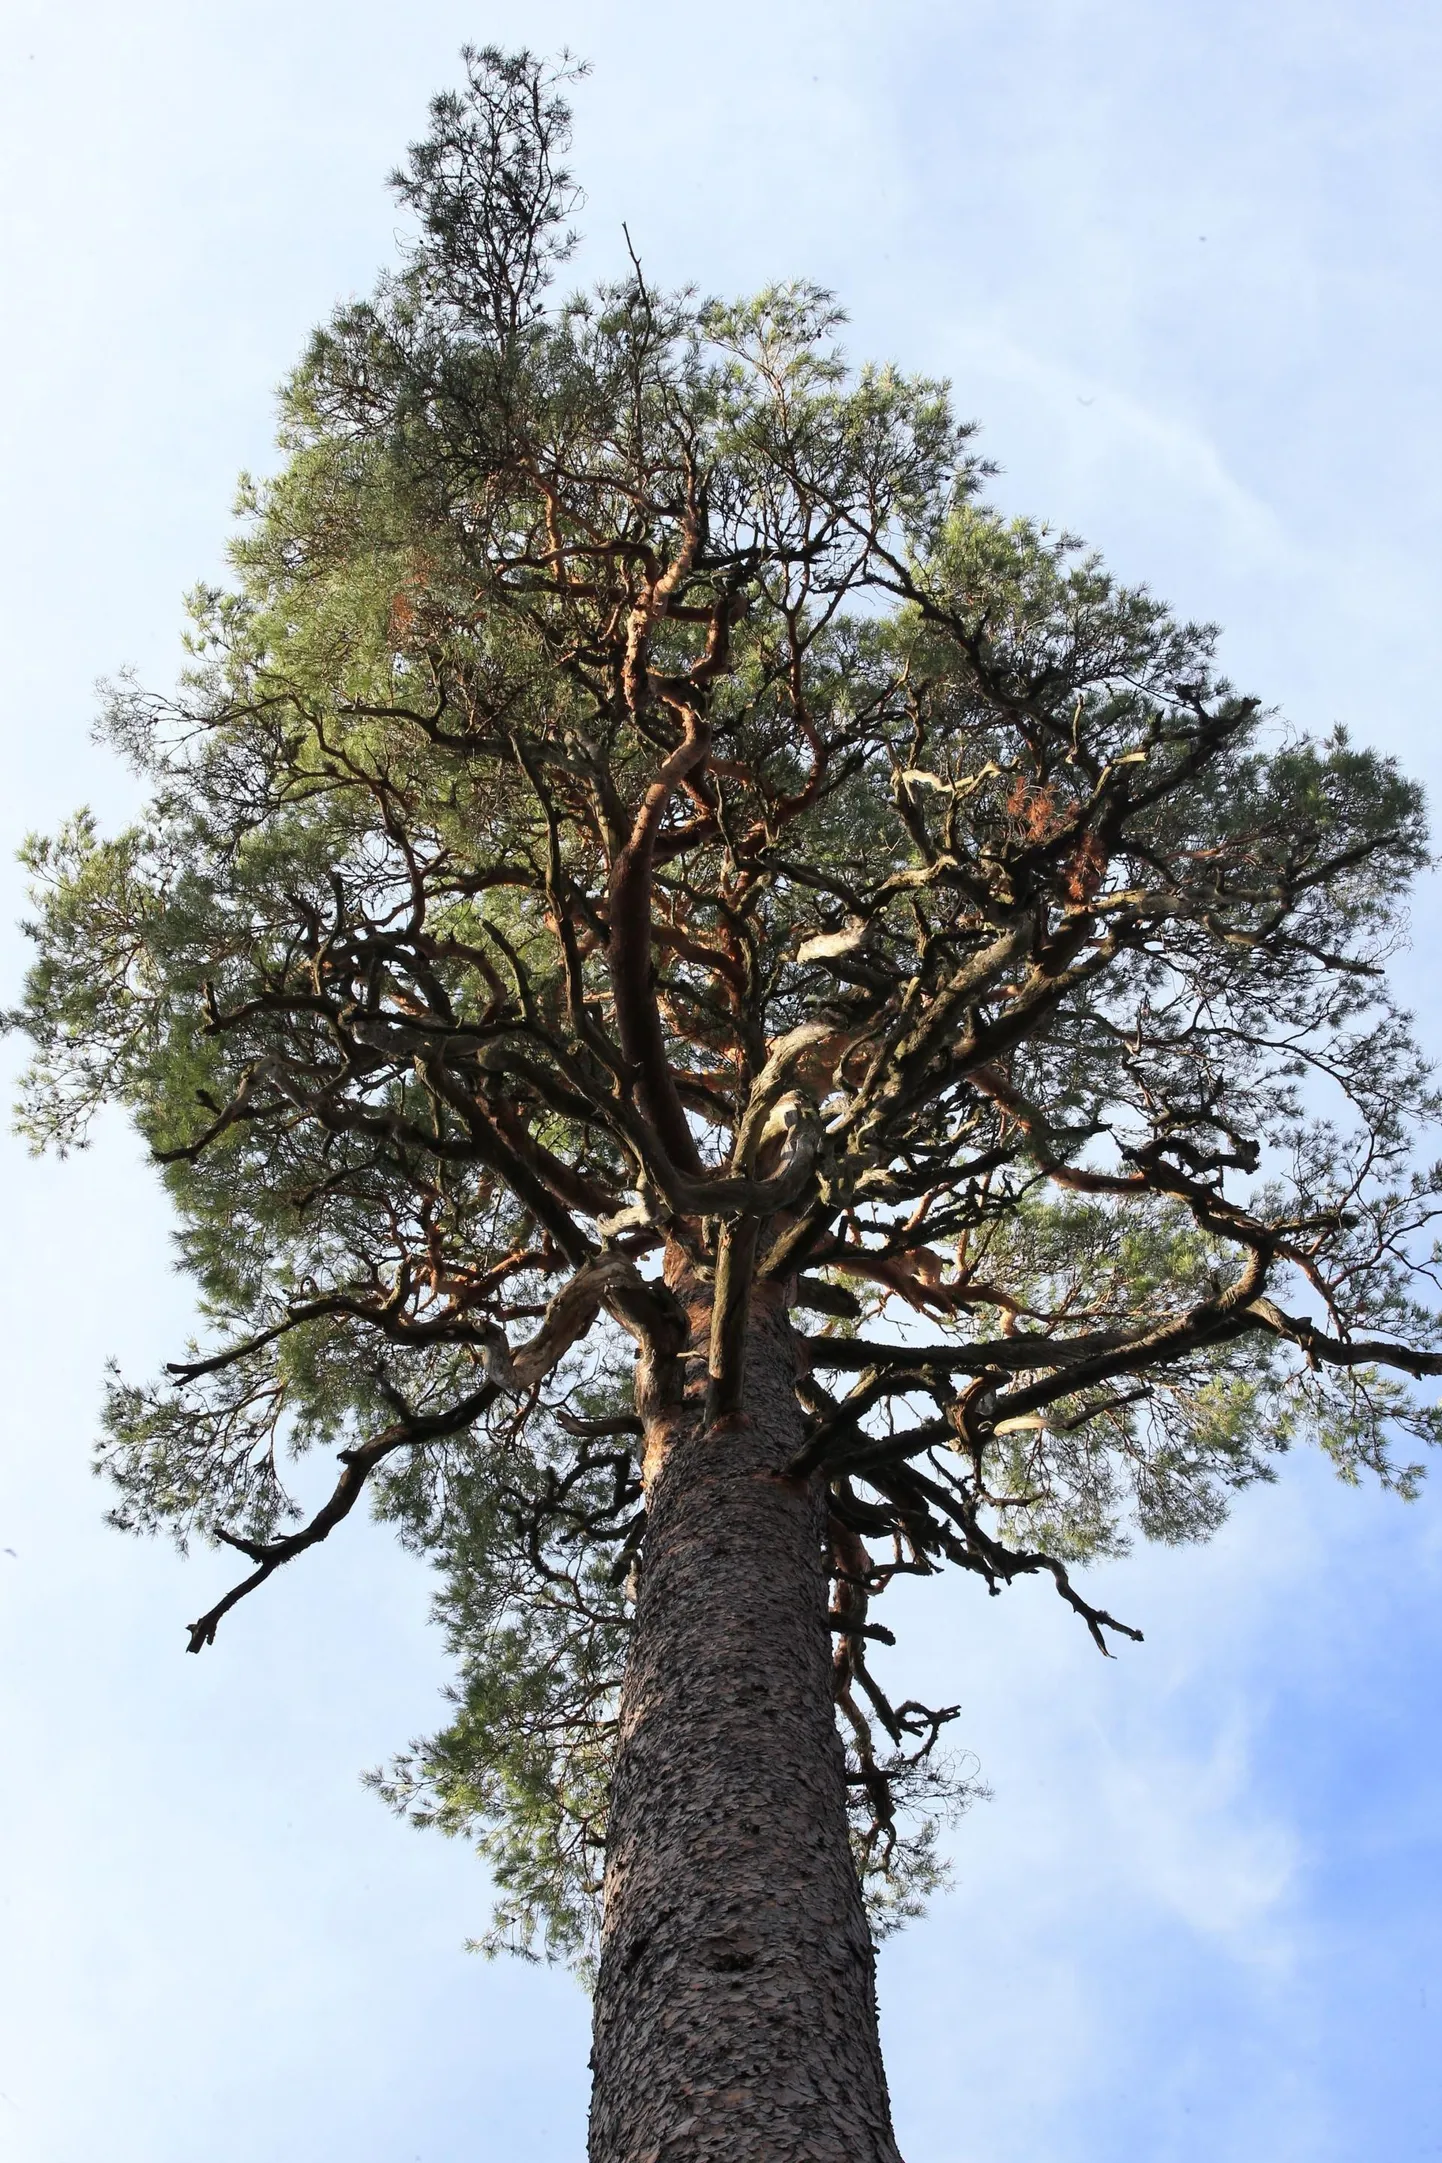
[14,45,1442,1974]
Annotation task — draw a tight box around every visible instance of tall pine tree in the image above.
[15,48,1442,2161]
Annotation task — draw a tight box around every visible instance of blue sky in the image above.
[2,4,1441,2157]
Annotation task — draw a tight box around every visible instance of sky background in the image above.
[2,3,1441,2158]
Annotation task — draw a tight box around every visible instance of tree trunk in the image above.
[589,1282,903,2163]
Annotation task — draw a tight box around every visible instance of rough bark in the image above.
[589,1283,902,2163]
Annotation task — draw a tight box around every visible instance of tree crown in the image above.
[14,45,1442,1967]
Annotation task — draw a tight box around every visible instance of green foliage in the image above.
[11,46,1442,1977]
[370,1412,631,1979]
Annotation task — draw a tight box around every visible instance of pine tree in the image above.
[14,48,1442,2161]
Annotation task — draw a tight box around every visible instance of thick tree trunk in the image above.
[589,1284,903,2163]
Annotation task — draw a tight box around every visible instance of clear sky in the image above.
[2,4,1440,2158]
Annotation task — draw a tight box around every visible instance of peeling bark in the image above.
[589,1288,902,2163]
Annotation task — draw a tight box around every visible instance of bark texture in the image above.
[589,1288,902,2163]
